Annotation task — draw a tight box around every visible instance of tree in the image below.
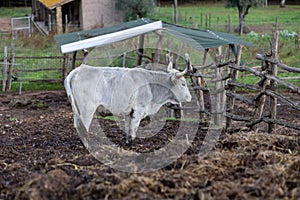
[280,0,286,8]
[226,0,264,35]
[115,0,156,21]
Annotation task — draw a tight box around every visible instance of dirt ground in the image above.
[0,90,299,200]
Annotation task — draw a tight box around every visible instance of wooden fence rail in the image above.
[1,45,69,92]
[187,30,300,133]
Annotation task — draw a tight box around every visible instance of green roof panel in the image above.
[55,18,252,53]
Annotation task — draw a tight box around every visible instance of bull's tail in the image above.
[64,69,90,148]
[64,69,81,129]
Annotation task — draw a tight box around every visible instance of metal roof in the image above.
[55,18,252,53]
[38,0,75,9]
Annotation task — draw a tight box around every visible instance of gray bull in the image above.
[65,61,191,144]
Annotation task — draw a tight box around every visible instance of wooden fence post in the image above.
[268,29,279,132]
[198,49,208,119]
[6,44,15,91]
[173,0,178,24]
[209,13,211,29]
[213,46,224,126]
[2,46,8,92]
[226,44,242,130]
[65,14,68,33]
[252,72,268,132]
[71,51,77,70]
[200,13,203,28]
[228,15,231,33]
[137,34,145,66]
[205,14,208,30]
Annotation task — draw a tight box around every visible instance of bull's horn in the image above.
[176,67,188,78]
[167,61,173,72]
[184,53,193,71]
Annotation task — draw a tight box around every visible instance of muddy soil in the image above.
[0,90,299,200]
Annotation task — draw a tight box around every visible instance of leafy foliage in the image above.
[115,0,156,20]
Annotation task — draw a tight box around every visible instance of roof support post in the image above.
[72,51,77,70]
[137,34,144,66]
[56,5,63,34]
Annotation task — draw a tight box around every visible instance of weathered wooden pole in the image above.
[209,13,211,29]
[213,46,223,126]
[226,44,242,130]
[2,46,8,92]
[65,14,68,33]
[71,51,77,70]
[137,34,145,66]
[252,75,268,132]
[205,14,208,30]
[173,0,178,24]
[268,22,279,133]
[6,44,15,91]
[198,49,209,118]
[228,15,231,32]
[48,14,52,32]
[200,13,203,27]
[56,6,63,34]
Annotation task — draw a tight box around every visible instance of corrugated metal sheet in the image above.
[38,0,74,9]
[55,18,252,53]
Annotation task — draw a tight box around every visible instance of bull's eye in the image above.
[182,83,186,87]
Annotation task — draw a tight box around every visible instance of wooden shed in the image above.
[31,0,124,34]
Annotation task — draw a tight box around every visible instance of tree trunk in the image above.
[280,0,286,7]
[173,0,178,24]
[237,4,251,35]
[238,12,244,35]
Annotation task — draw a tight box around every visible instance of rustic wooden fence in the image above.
[1,45,69,92]
[187,30,300,133]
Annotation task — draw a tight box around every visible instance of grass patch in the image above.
[0,7,31,17]
[10,82,64,92]
[0,4,299,92]
[155,4,300,32]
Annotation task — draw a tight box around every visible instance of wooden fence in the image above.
[1,45,68,92]
[187,30,300,132]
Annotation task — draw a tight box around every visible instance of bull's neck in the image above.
[150,71,172,87]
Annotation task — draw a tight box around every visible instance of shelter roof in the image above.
[55,18,252,53]
[38,0,75,9]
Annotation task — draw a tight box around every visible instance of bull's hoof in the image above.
[126,137,133,145]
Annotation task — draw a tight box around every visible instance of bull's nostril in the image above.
[187,95,192,102]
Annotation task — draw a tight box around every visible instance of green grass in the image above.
[10,82,63,92]
[155,4,300,32]
[0,5,299,92]
[0,7,31,17]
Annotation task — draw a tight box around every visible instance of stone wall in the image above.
[81,0,124,30]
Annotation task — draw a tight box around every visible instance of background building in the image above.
[31,0,124,34]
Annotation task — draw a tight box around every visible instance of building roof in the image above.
[55,18,252,54]
[38,0,74,9]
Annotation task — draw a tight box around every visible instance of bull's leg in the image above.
[124,115,131,144]
[129,109,145,142]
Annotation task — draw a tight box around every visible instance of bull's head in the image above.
[167,58,191,102]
